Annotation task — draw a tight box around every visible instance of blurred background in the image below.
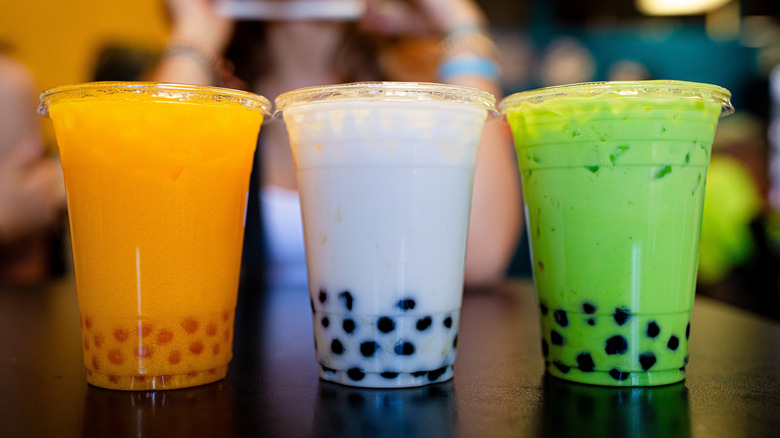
[0,0,778,317]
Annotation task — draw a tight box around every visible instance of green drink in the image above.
[500,81,733,386]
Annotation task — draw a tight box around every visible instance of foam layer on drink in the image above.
[506,91,723,386]
[284,100,486,387]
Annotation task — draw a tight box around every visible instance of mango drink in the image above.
[39,82,269,390]
[500,81,733,386]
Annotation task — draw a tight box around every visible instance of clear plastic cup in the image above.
[275,82,495,388]
[500,80,733,386]
[40,82,270,390]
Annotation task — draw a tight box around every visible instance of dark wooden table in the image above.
[1,278,778,437]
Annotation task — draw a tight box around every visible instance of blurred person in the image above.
[0,50,66,284]
[152,0,523,288]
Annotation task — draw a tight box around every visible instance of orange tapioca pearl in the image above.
[107,349,124,366]
[84,316,93,330]
[157,329,174,345]
[212,343,220,355]
[189,341,204,355]
[182,317,199,334]
[187,371,199,378]
[91,356,100,371]
[94,334,104,349]
[222,311,230,322]
[224,328,231,342]
[114,328,129,342]
[135,346,153,359]
[206,323,218,337]
[108,375,120,384]
[83,337,90,351]
[138,323,153,338]
[168,351,181,365]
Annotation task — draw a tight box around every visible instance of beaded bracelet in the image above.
[438,56,500,82]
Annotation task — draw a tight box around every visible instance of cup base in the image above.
[318,365,453,388]
[85,365,228,391]
[546,363,686,387]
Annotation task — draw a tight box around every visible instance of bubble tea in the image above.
[500,81,733,386]
[40,82,269,390]
[275,82,495,388]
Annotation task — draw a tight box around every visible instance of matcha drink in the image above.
[500,81,733,386]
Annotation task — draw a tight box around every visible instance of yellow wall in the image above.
[0,0,168,92]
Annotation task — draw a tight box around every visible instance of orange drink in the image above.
[39,82,269,390]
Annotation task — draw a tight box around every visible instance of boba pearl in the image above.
[396,299,416,311]
[319,289,328,304]
[639,352,657,370]
[331,339,345,355]
[551,330,565,346]
[540,303,549,316]
[339,291,354,311]
[613,307,631,326]
[647,321,660,338]
[378,317,395,333]
[605,335,628,355]
[394,341,415,356]
[554,310,569,327]
[343,319,356,334]
[609,369,629,381]
[416,316,432,331]
[582,303,597,314]
[667,335,680,351]
[360,341,378,357]
[443,317,453,328]
[577,353,595,372]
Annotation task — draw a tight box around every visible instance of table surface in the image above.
[1,278,778,438]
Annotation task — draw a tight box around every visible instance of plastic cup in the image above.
[499,80,733,386]
[39,82,270,390]
[275,82,495,388]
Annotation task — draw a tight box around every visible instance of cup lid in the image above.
[498,80,734,118]
[38,81,272,117]
[274,81,497,116]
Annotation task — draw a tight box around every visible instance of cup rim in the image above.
[38,81,272,117]
[273,81,497,116]
[498,80,734,118]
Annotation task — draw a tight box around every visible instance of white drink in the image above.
[277,83,494,387]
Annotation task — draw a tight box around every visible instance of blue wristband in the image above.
[438,57,500,81]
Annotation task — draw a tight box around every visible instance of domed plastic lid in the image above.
[499,80,734,118]
[39,81,272,117]
[274,81,496,115]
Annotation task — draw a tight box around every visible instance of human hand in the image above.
[360,0,486,36]
[165,0,234,54]
[0,135,65,245]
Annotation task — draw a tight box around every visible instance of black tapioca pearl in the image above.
[347,368,365,381]
[396,298,416,311]
[587,318,596,326]
[550,330,565,346]
[416,316,432,331]
[639,352,657,370]
[443,317,453,328]
[331,339,345,355]
[609,369,629,381]
[541,339,549,357]
[342,319,356,334]
[577,353,595,372]
[321,365,337,374]
[453,334,458,349]
[605,335,628,355]
[339,291,353,311]
[554,310,569,327]
[613,307,631,326]
[686,322,691,340]
[377,317,395,333]
[667,335,680,351]
[553,363,571,374]
[309,298,315,312]
[318,289,327,303]
[394,341,415,356]
[582,303,597,314]
[647,321,660,338]
[380,372,399,379]
[411,371,428,377]
[683,354,689,366]
[321,317,330,328]
[428,367,447,381]
[540,303,549,316]
[360,341,378,357]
